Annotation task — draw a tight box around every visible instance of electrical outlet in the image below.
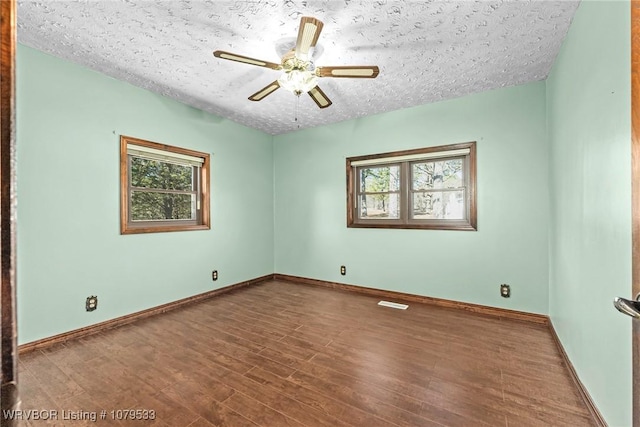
[340,265,346,276]
[212,270,218,281]
[500,284,510,298]
[86,296,98,312]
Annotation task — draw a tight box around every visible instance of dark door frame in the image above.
[632,1,640,426]
[0,0,19,425]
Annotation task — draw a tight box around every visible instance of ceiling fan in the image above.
[213,16,379,109]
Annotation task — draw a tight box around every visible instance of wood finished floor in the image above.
[17,280,595,427]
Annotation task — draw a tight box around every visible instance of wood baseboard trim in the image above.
[18,274,274,354]
[273,274,549,325]
[548,321,607,427]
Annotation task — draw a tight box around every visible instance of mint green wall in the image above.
[547,2,631,426]
[274,82,550,314]
[16,45,274,344]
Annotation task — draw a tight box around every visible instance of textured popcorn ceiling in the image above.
[17,0,579,135]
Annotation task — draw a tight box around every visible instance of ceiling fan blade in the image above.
[213,50,281,70]
[316,66,380,78]
[308,85,332,109]
[248,81,281,101]
[295,16,324,59]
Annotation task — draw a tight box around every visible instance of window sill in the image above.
[121,224,210,235]
[347,222,477,231]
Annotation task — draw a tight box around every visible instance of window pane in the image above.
[412,191,464,220]
[359,194,400,219]
[131,191,196,221]
[131,157,194,191]
[412,159,463,190]
[359,165,400,192]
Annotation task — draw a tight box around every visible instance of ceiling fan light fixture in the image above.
[213,15,378,107]
[277,69,318,95]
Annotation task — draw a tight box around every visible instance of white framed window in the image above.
[120,135,210,234]
[347,142,477,230]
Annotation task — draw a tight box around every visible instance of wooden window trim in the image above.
[120,135,210,235]
[346,142,477,231]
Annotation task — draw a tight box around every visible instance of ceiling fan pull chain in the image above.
[295,95,300,128]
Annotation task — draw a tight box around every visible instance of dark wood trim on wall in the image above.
[548,322,608,427]
[273,273,549,324]
[19,275,273,354]
[0,0,19,423]
[632,2,640,426]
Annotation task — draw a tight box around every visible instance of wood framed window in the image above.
[120,135,210,234]
[347,142,477,231]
